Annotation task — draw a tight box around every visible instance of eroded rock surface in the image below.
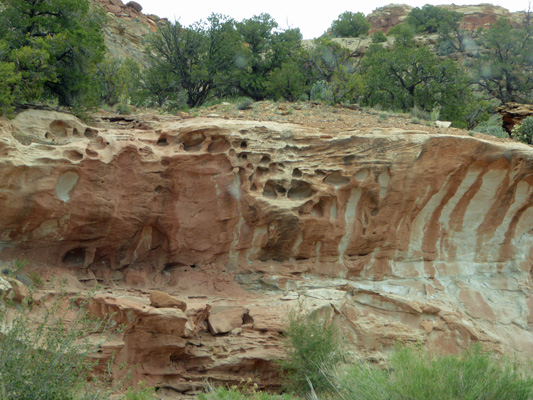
[497,102,533,133]
[367,4,413,34]
[1,110,532,393]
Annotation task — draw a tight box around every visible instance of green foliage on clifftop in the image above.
[1,1,532,139]
[0,0,106,113]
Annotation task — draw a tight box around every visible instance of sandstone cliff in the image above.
[0,110,532,393]
[94,0,161,66]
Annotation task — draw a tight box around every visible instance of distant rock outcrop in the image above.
[367,4,413,34]
[93,0,160,66]
[367,3,526,34]
[497,102,533,133]
[126,1,142,13]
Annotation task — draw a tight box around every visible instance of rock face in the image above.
[1,110,533,392]
[367,3,525,33]
[367,4,413,34]
[94,0,160,67]
[497,102,533,134]
[85,292,287,392]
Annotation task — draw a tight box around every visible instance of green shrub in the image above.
[122,381,157,400]
[410,106,431,121]
[279,309,347,396]
[0,295,107,399]
[371,31,388,43]
[377,112,389,123]
[511,116,533,145]
[116,102,132,115]
[0,60,21,116]
[336,345,533,400]
[198,385,294,400]
[329,11,370,38]
[96,57,143,107]
[474,114,508,138]
[236,98,254,110]
[430,105,441,121]
[309,80,329,102]
[0,0,106,110]
[267,62,307,102]
[438,39,456,55]
[27,271,44,289]
[406,5,462,34]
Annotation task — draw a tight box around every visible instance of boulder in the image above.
[0,276,11,294]
[126,1,142,12]
[87,294,193,337]
[107,5,122,15]
[435,120,452,128]
[497,102,533,133]
[150,290,187,311]
[207,305,244,334]
[7,278,29,302]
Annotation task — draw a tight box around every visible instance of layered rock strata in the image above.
[1,110,532,392]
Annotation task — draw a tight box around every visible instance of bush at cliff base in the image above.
[0,296,101,399]
[280,310,348,396]
[511,116,533,145]
[326,345,533,400]
[278,309,533,400]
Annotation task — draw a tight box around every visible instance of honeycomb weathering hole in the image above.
[62,247,86,267]
[85,148,98,157]
[84,128,98,139]
[182,131,206,151]
[288,180,313,199]
[207,135,231,153]
[49,120,69,137]
[324,172,350,186]
[157,137,169,146]
[63,150,83,161]
[256,167,269,177]
[55,171,79,202]
[355,168,370,181]
[262,183,277,198]
[260,155,271,165]
[312,199,327,217]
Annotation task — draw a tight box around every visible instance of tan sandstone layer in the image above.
[0,109,532,394]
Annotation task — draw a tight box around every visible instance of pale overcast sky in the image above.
[138,1,530,40]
